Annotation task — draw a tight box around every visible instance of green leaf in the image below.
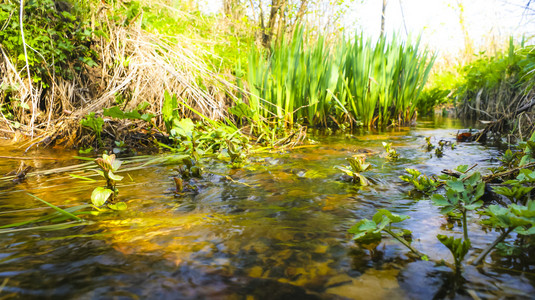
[446,180,465,193]
[465,200,483,210]
[91,187,113,207]
[431,194,449,206]
[26,193,83,222]
[336,166,354,177]
[107,202,127,211]
[69,174,96,182]
[376,209,410,223]
[136,101,151,111]
[437,234,471,263]
[229,102,255,119]
[455,165,469,173]
[103,106,141,120]
[107,171,123,181]
[348,219,382,241]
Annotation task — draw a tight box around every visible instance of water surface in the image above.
[0,118,534,299]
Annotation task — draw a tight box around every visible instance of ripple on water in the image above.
[0,120,533,299]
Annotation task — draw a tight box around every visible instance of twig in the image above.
[483,162,535,182]
[466,103,497,121]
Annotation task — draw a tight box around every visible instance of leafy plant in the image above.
[492,169,535,205]
[103,101,155,123]
[382,142,400,161]
[474,200,535,265]
[400,168,439,194]
[431,170,485,241]
[437,234,471,272]
[0,0,96,85]
[349,209,426,258]
[92,154,126,210]
[336,155,372,185]
[424,137,434,152]
[247,28,435,128]
[498,149,518,169]
[80,113,104,146]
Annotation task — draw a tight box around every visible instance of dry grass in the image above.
[0,11,239,149]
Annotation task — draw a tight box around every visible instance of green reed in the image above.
[245,29,435,127]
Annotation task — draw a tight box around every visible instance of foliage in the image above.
[399,168,439,194]
[382,142,400,161]
[80,112,104,146]
[349,209,426,258]
[349,209,409,240]
[161,91,251,166]
[336,155,371,185]
[431,170,485,238]
[437,234,471,271]
[92,154,126,210]
[416,87,450,116]
[492,169,535,204]
[0,0,96,84]
[483,200,535,235]
[246,29,435,128]
[103,101,155,123]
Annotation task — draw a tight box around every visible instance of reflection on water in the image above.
[0,118,534,299]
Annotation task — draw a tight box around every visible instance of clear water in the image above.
[0,117,533,299]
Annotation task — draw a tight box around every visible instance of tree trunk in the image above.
[380,0,387,37]
[261,0,284,48]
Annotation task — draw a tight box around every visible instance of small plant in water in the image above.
[92,154,127,210]
[431,166,485,241]
[424,137,434,152]
[431,165,485,271]
[382,142,400,161]
[349,209,427,259]
[336,155,372,185]
[399,168,439,194]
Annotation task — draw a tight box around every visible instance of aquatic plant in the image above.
[424,137,434,152]
[103,101,156,123]
[382,142,400,161]
[431,167,485,241]
[246,29,435,128]
[0,193,90,234]
[336,155,372,185]
[399,168,439,194]
[474,199,535,265]
[437,234,471,272]
[349,209,426,259]
[92,154,126,210]
[492,169,535,205]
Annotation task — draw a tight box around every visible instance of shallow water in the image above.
[0,118,534,299]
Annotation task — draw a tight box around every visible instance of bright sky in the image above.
[200,0,535,53]
[349,0,535,53]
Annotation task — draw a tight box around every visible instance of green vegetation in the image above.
[399,168,439,194]
[382,142,400,161]
[247,31,435,128]
[353,142,535,273]
[336,155,372,185]
[419,38,535,139]
[92,154,127,210]
[349,209,426,258]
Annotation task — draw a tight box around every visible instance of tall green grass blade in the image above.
[26,193,83,221]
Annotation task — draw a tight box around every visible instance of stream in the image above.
[0,117,534,299]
